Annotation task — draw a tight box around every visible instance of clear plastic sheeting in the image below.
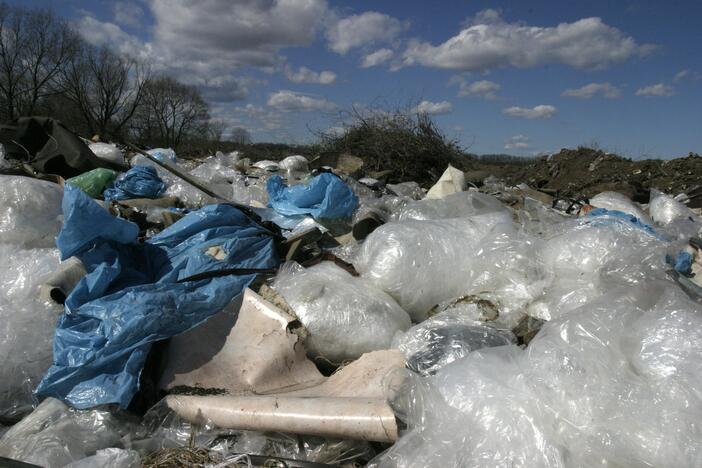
[650,188,698,226]
[64,448,141,468]
[370,283,702,468]
[0,398,133,468]
[390,191,507,222]
[354,211,517,321]
[146,148,177,165]
[393,309,516,376]
[0,175,64,248]
[387,181,424,200]
[589,191,652,224]
[229,431,375,465]
[0,245,62,419]
[527,209,669,321]
[274,262,411,362]
[88,142,124,166]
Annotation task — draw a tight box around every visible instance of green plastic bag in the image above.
[66,168,118,198]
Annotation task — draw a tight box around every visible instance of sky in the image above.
[11,0,702,158]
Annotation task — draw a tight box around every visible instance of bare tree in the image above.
[133,76,209,149]
[0,4,80,121]
[206,119,227,143]
[62,44,149,138]
[230,127,252,145]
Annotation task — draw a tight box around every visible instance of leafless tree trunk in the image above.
[0,4,80,121]
[134,76,209,149]
[62,44,150,138]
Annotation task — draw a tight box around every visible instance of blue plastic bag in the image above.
[267,173,358,219]
[37,186,279,409]
[104,165,166,201]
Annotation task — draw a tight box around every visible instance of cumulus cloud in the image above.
[403,10,653,71]
[361,48,394,68]
[231,103,284,130]
[412,100,453,115]
[503,105,557,119]
[673,69,702,82]
[193,75,258,102]
[285,66,336,84]
[562,82,621,99]
[151,0,328,69]
[635,83,675,97]
[326,11,406,54]
[75,15,150,59]
[113,1,145,28]
[505,134,531,150]
[267,90,337,112]
[452,78,501,99]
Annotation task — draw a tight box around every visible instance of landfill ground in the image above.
[2,130,702,468]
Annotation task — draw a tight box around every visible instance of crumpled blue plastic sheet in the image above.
[267,173,358,219]
[37,185,279,409]
[586,207,663,239]
[104,165,166,201]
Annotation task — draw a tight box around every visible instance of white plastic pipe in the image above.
[166,395,399,443]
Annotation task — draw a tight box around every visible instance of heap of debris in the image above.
[1,118,702,468]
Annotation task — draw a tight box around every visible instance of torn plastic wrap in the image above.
[354,211,517,321]
[37,186,279,409]
[0,398,134,468]
[390,191,507,222]
[527,208,670,321]
[0,175,64,248]
[0,245,62,419]
[370,283,702,468]
[589,191,651,224]
[267,173,358,219]
[146,148,177,165]
[104,165,166,201]
[393,309,516,376]
[274,262,411,362]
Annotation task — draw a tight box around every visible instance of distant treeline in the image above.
[0,3,245,150]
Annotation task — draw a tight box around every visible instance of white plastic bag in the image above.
[649,189,697,226]
[89,143,124,165]
[274,262,411,362]
[279,155,309,172]
[0,175,63,248]
[426,165,465,199]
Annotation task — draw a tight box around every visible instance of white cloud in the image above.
[562,82,621,99]
[267,90,337,112]
[674,70,690,82]
[505,134,531,150]
[150,0,328,69]
[193,75,259,101]
[361,48,394,68]
[326,11,406,55]
[113,1,145,28]
[285,66,336,84]
[453,78,501,99]
[412,100,453,115]
[503,105,557,119]
[673,69,702,82]
[403,10,653,71]
[635,83,675,97]
[75,15,150,59]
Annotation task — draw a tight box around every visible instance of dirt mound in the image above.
[482,148,702,203]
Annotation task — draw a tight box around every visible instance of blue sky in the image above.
[11,0,702,157]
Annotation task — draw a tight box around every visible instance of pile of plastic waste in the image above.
[1,130,702,468]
